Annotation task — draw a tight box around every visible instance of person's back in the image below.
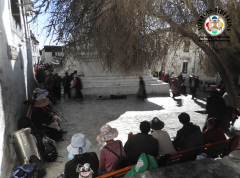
[173,113,203,151]
[203,118,226,144]
[65,133,99,178]
[65,152,99,178]
[124,121,159,164]
[99,140,125,174]
[151,130,176,155]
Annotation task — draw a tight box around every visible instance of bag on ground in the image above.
[44,141,58,162]
[29,155,47,178]
[9,163,37,178]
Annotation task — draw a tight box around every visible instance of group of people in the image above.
[34,63,84,101]
[64,112,227,178]
[31,87,67,141]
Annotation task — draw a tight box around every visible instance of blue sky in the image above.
[29,12,61,50]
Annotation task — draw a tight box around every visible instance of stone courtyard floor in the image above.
[44,89,240,178]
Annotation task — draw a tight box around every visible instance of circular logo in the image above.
[204,15,225,36]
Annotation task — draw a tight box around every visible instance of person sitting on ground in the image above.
[172,113,203,151]
[150,117,176,156]
[31,95,66,141]
[65,133,99,178]
[203,118,226,144]
[124,121,159,164]
[97,124,125,175]
[96,94,127,100]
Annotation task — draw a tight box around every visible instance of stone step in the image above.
[82,83,169,95]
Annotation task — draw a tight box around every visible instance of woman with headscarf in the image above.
[97,124,125,175]
[150,117,176,156]
[137,76,147,100]
[65,133,99,178]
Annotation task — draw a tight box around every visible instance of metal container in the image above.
[10,128,41,165]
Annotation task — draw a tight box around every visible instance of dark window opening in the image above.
[52,52,55,56]
[182,62,188,73]
[184,41,190,52]
[11,0,21,26]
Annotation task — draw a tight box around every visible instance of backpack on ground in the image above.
[104,141,131,170]
[44,141,58,162]
[9,163,37,178]
[29,155,47,178]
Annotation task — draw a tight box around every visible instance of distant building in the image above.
[41,45,64,64]
[30,30,40,64]
[162,40,220,85]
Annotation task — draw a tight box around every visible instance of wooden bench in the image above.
[96,136,240,178]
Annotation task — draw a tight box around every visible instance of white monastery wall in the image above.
[164,41,220,85]
[0,0,35,177]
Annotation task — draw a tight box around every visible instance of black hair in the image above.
[178,112,190,124]
[140,121,150,134]
[207,118,220,129]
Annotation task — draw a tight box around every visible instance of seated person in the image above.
[203,118,226,144]
[65,133,99,178]
[96,95,127,100]
[31,95,65,141]
[97,124,125,175]
[124,121,159,164]
[150,117,176,155]
[172,113,203,151]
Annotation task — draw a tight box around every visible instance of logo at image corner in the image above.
[204,15,225,36]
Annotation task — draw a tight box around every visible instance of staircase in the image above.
[81,76,169,95]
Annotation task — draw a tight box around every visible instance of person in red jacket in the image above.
[203,118,226,144]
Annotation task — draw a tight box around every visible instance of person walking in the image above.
[171,76,180,98]
[189,74,199,99]
[63,71,71,99]
[137,76,147,100]
[72,74,84,100]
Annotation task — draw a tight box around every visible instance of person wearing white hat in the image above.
[97,124,125,175]
[64,133,99,178]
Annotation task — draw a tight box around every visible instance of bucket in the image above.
[10,128,41,165]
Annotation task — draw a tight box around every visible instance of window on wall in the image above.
[182,62,188,73]
[52,52,55,56]
[11,0,21,26]
[184,41,190,52]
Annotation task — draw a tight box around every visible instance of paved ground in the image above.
[44,89,240,178]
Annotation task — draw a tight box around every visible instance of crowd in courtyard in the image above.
[25,63,240,178]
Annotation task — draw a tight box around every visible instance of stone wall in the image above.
[0,0,35,176]
[127,150,240,178]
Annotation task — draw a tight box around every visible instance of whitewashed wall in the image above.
[0,0,35,177]
[163,42,220,85]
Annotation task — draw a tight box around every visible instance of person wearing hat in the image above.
[124,121,158,164]
[188,74,199,99]
[150,117,176,156]
[65,133,99,178]
[203,85,228,132]
[31,96,65,141]
[97,124,125,175]
[172,113,203,151]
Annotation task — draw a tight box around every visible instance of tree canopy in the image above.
[33,0,240,107]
